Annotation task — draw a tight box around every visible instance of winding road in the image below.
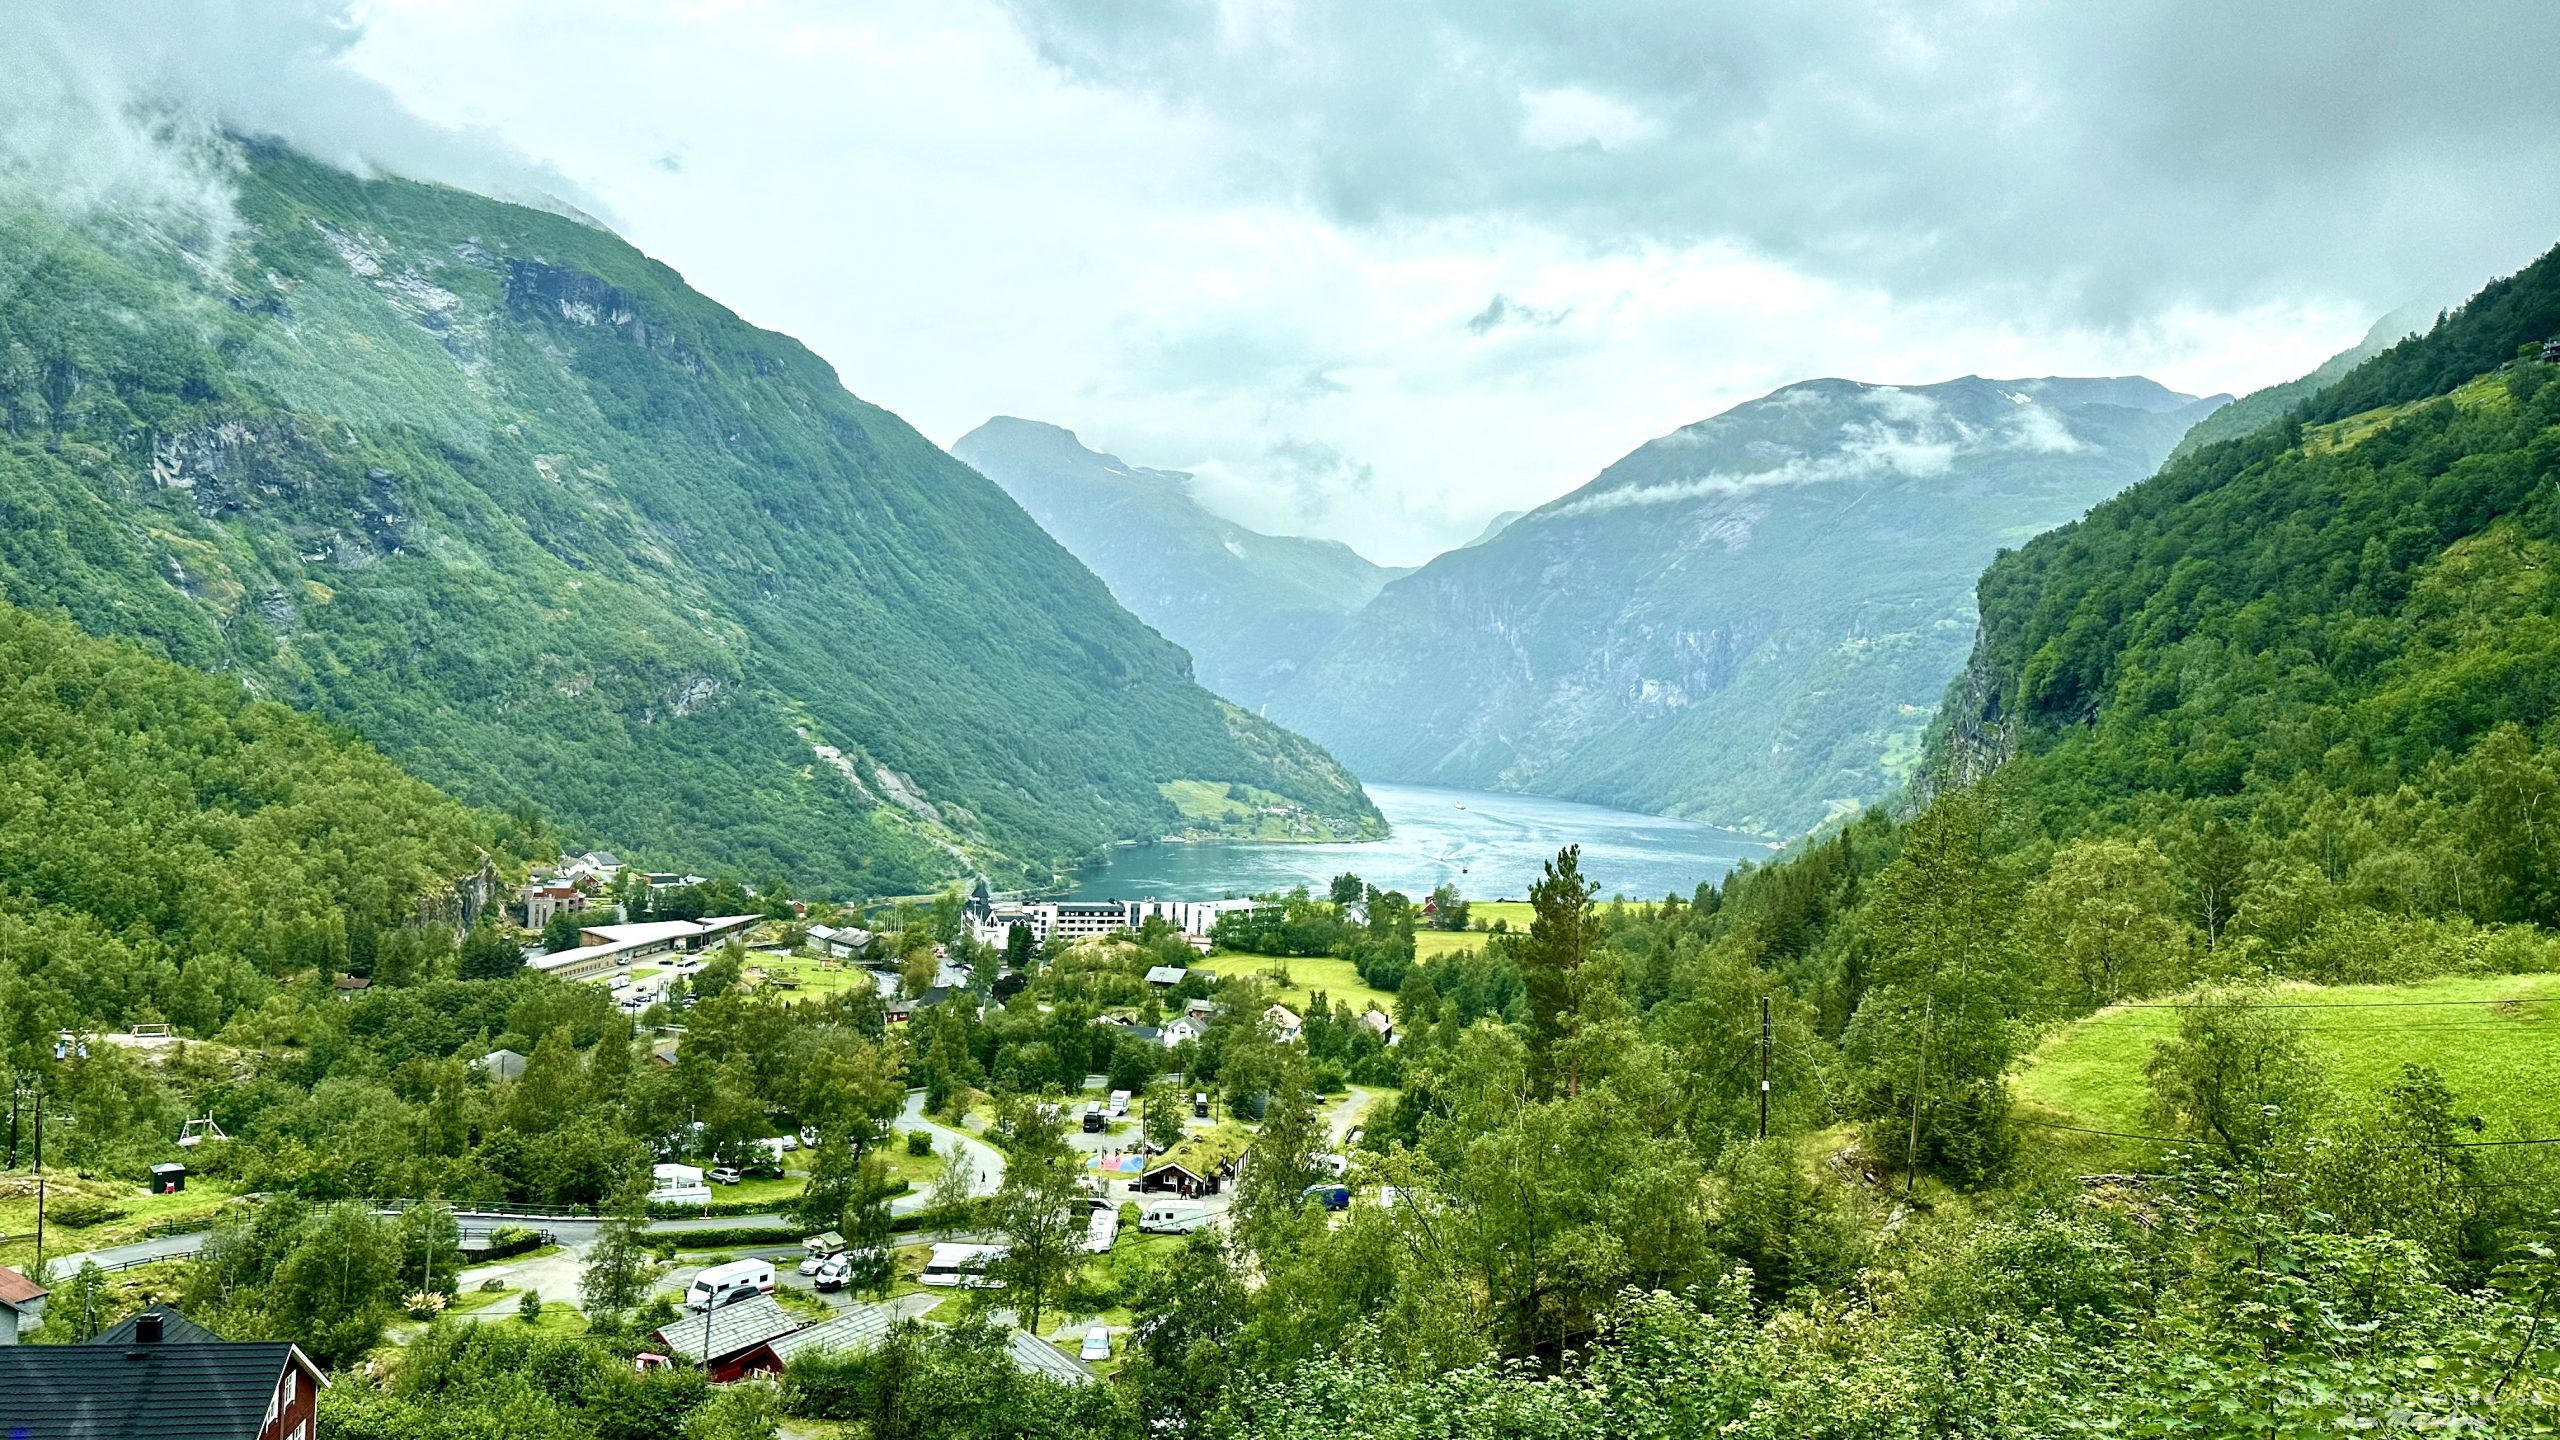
[55,1089,1008,1286]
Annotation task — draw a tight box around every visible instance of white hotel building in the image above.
[968,895,1255,953]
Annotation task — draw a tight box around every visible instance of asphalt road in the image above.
[59,1090,1010,1284]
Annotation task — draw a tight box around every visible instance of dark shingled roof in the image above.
[762,1302,898,1364]
[0,1341,312,1439]
[93,1307,223,1347]
[654,1293,798,1363]
[1006,1328,1096,1386]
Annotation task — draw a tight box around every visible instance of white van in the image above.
[1108,1089,1131,1118]
[1139,1200,1213,1234]
[918,1242,1008,1288]
[684,1258,775,1311]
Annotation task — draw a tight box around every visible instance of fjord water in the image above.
[1068,782,1776,902]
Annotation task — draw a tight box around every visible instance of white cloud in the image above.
[12,0,2546,565]
[1518,87,1665,152]
[0,0,598,229]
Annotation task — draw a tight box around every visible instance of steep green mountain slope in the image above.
[0,147,1377,894]
[951,418,1405,709]
[2163,306,2428,461]
[1935,241,2560,930]
[1267,376,2218,837]
[0,596,490,1035]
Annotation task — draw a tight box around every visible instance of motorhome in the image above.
[1139,1199,1214,1234]
[684,1258,776,1311]
[1191,1091,1210,1119]
[1081,1100,1105,1133]
[1108,1089,1131,1118]
[918,1242,1008,1288]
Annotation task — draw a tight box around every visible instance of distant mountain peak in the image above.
[1265,371,2205,839]
[955,418,1402,710]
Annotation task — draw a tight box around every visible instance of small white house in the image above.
[1162,1015,1207,1048]
[1263,1004,1303,1044]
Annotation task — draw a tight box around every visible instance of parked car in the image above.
[1081,1327,1111,1361]
[709,1166,743,1186]
[814,1253,853,1291]
[1301,1183,1351,1211]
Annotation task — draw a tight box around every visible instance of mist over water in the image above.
[1067,782,1776,902]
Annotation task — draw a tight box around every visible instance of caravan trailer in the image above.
[1139,1200,1214,1234]
[918,1242,1008,1288]
[683,1258,776,1311]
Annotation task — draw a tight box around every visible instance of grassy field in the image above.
[0,1174,243,1270]
[1198,952,1396,1013]
[707,1175,807,1210]
[447,1283,522,1315]
[1413,929,1489,961]
[747,955,875,1000]
[2016,971,2560,1161]
[1407,901,1535,963]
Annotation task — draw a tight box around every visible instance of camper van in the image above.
[1139,1200,1214,1234]
[918,1242,1008,1288]
[1108,1089,1132,1118]
[1192,1092,1210,1119]
[1081,1100,1105,1133]
[684,1258,776,1311]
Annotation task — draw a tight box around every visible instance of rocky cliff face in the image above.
[1266,376,2222,837]
[0,147,1380,892]
[952,417,1404,710]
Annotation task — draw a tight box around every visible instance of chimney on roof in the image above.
[135,1312,163,1344]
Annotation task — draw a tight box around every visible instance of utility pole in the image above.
[31,1088,44,1270]
[1904,993,1932,1199]
[1758,996,1772,1141]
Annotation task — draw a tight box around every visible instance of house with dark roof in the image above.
[735,1302,900,1378]
[1006,1327,1098,1386]
[0,1308,324,1440]
[652,1293,800,1383]
[0,1266,46,1345]
[885,985,951,1024]
[95,1306,222,1346]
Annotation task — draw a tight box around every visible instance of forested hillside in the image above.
[1268,376,2215,837]
[0,147,1377,896]
[993,248,2560,1440]
[1938,240,2560,936]
[0,597,494,1044]
[953,418,1405,710]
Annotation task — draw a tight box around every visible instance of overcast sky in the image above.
[18,1,2560,564]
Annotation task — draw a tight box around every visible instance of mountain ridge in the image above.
[1264,374,2220,837]
[953,416,1405,710]
[0,145,1379,895]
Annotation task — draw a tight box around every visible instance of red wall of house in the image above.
[258,1369,319,1440]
